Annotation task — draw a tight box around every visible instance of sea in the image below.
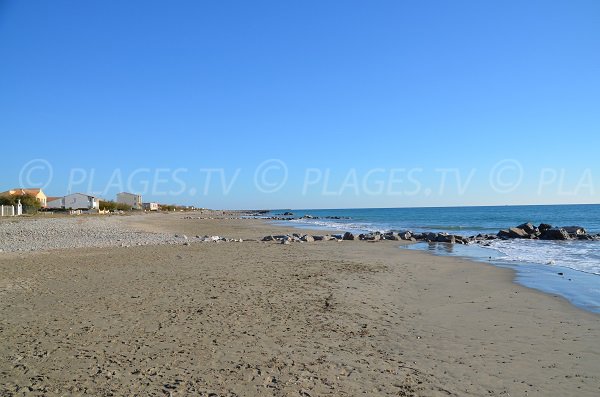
[266,205,600,314]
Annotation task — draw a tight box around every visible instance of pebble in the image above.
[0,218,238,253]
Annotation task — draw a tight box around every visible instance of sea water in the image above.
[269,205,600,313]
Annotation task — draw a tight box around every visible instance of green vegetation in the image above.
[0,193,41,214]
[0,193,41,208]
[99,200,135,211]
[98,200,194,212]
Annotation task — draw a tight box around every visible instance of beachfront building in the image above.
[143,202,159,211]
[46,196,63,208]
[117,192,142,210]
[0,188,47,207]
[46,193,100,210]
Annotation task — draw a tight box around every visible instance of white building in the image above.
[117,192,142,210]
[46,193,99,210]
[143,202,159,211]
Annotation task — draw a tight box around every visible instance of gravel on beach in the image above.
[0,216,184,253]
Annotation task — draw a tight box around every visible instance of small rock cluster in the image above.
[496,223,599,241]
[184,234,243,243]
[262,231,418,244]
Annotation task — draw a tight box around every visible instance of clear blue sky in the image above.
[1,0,598,209]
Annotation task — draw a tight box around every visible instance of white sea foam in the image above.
[287,218,381,233]
[485,239,600,275]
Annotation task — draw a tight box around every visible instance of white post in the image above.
[17,199,22,216]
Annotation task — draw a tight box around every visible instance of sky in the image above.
[1,0,599,209]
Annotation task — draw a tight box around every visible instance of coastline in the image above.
[274,213,600,314]
[1,213,599,395]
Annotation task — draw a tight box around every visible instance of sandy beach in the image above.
[1,213,599,396]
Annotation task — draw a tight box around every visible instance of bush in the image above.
[99,200,117,211]
[99,200,139,212]
[0,193,41,208]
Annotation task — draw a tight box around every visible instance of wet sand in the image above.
[1,213,599,396]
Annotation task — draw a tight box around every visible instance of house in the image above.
[143,202,159,211]
[117,192,142,210]
[46,193,99,210]
[46,196,63,208]
[0,188,47,207]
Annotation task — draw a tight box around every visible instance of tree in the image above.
[0,193,41,214]
[99,200,117,211]
[0,193,41,208]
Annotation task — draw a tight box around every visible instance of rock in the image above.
[454,235,469,244]
[424,232,437,242]
[577,234,594,240]
[281,239,290,245]
[342,232,356,241]
[540,228,571,240]
[538,223,553,232]
[562,226,587,236]
[313,235,325,241]
[508,227,530,239]
[359,233,380,241]
[183,242,190,246]
[411,233,425,241]
[436,233,456,244]
[262,235,275,242]
[397,231,412,240]
[383,233,401,241]
[300,235,314,242]
[517,222,536,234]
[283,212,293,216]
[498,228,531,239]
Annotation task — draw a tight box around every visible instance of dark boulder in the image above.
[508,227,530,239]
[342,232,357,241]
[540,228,571,240]
[425,232,438,242]
[382,232,400,241]
[361,233,381,241]
[436,233,456,244]
[454,235,470,244]
[497,230,511,239]
[538,223,553,233]
[562,226,587,237]
[398,231,412,240]
[517,222,537,234]
[577,234,594,241]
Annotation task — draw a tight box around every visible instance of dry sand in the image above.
[1,213,599,396]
